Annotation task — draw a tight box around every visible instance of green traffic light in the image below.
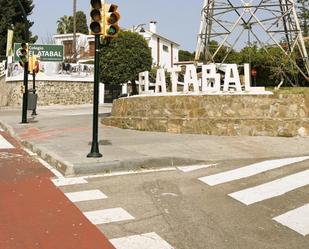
[107,26,117,35]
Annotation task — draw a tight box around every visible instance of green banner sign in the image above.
[14,43,64,62]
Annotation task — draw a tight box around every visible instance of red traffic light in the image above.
[90,0,102,9]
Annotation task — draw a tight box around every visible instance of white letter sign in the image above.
[202,64,221,92]
[155,69,167,94]
[223,64,242,92]
[184,65,199,93]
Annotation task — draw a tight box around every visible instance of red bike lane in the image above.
[0,130,115,249]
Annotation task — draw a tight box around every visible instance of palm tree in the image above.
[56,15,71,34]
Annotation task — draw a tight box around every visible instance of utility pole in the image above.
[73,0,77,62]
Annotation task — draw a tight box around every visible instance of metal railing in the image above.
[0,62,5,78]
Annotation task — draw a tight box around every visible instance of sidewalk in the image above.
[1,104,309,176]
[0,130,115,249]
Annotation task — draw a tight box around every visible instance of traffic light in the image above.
[103,3,120,38]
[18,43,29,67]
[20,85,25,94]
[90,0,104,35]
[28,56,40,74]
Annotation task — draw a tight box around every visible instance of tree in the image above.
[297,0,309,36]
[99,31,152,95]
[56,15,72,34]
[69,11,88,34]
[0,0,37,60]
[179,50,195,62]
[57,11,88,35]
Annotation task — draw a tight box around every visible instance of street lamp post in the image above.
[132,24,146,33]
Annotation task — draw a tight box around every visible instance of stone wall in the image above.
[0,80,93,107]
[102,94,309,137]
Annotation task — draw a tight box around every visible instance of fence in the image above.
[0,61,5,77]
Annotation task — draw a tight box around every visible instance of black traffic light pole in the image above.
[31,70,37,116]
[21,62,29,123]
[17,0,30,124]
[87,34,103,158]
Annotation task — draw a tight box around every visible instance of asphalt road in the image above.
[1,105,309,248]
[53,156,309,249]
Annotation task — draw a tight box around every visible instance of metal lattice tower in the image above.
[195,0,309,81]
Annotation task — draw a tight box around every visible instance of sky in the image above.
[30,0,202,52]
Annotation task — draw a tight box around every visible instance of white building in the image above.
[53,33,94,62]
[53,21,180,69]
[132,21,180,69]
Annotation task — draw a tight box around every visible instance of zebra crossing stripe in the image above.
[273,203,309,236]
[110,232,174,249]
[178,164,217,173]
[65,190,107,203]
[229,170,309,205]
[84,208,134,225]
[199,156,309,186]
[52,177,88,187]
[0,135,14,149]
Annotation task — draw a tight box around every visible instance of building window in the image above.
[163,45,169,52]
[80,47,85,58]
[89,41,95,57]
[63,40,73,57]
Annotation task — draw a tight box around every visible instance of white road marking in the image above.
[23,148,37,156]
[273,204,309,236]
[110,232,174,249]
[177,164,217,173]
[229,170,309,205]
[0,135,14,149]
[161,193,179,197]
[52,177,88,187]
[37,158,64,179]
[83,167,177,179]
[51,168,176,187]
[84,208,134,225]
[65,189,107,203]
[199,156,309,186]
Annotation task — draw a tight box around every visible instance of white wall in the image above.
[53,34,89,58]
[148,35,179,69]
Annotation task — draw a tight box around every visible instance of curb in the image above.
[0,119,209,176]
[0,120,74,176]
[72,157,207,175]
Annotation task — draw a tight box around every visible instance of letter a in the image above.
[184,65,199,93]
[223,64,242,92]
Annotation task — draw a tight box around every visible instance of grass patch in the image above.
[266,87,309,94]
